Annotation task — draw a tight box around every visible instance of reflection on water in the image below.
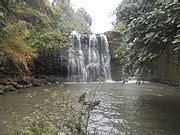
[0,83,180,134]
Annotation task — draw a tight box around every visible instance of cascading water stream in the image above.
[87,34,100,82]
[68,31,112,82]
[68,31,86,82]
[100,35,112,81]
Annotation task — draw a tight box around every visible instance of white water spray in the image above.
[68,31,112,82]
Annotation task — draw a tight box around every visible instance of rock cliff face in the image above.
[105,31,122,81]
[32,32,122,81]
[33,48,69,79]
[32,32,113,82]
[148,52,180,86]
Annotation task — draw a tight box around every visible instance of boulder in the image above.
[175,86,180,92]
[15,85,24,89]
[8,82,18,87]
[0,85,5,90]
[31,78,44,87]
[17,80,30,85]
[26,84,33,88]
[36,75,49,79]
[0,81,8,86]
[0,90,4,95]
[4,85,16,91]
[17,89,24,93]
[33,82,43,86]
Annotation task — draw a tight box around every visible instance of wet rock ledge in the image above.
[0,75,64,95]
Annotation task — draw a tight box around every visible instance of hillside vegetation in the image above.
[112,0,180,85]
[0,0,92,83]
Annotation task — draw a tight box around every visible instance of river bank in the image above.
[0,75,65,95]
[1,75,180,95]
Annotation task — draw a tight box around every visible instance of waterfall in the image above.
[68,31,86,82]
[87,34,100,82]
[68,31,112,82]
[99,35,112,81]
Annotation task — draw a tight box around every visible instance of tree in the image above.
[113,1,180,84]
[76,8,92,26]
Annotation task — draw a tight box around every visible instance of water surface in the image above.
[0,82,180,134]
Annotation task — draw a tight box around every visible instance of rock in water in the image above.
[78,92,86,103]
[0,90,4,95]
[3,85,16,92]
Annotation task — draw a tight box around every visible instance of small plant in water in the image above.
[6,85,100,135]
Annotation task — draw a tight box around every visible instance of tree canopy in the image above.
[0,0,92,76]
[113,1,180,84]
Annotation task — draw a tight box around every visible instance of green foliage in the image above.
[114,2,157,25]
[30,29,70,49]
[76,8,92,27]
[126,2,179,57]
[0,0,92,77]
[113,22,126,32]
[114,2,180,84]
[25,0,51,10]
[11,2,53,29]
[2,21,37,74]
[51,0,92,33]
[6,112,56,134]
[0,12,4,18]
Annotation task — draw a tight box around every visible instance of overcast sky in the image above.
[71,0,122,33]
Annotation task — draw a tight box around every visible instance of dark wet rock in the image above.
[8,82,18,87]
[35,75,49,79]
[33,82,43,87]
[17,89,24,93]
[104,31,123,81]
[175,86,180,92]
[10,88,17,91]
[0,90,4,95]
[33,48,69,78]
[0,71,6,78]
[17,76,31,85]
[110,59,122,81]
[86,100,101,111]
[15,85,24,89]
[0,73,6,78]
[57,77,65,82]
[4,85,16,91]
[0,81,8,86]
[0,85,5,90]
[26,84,33,88]
[32,79,44,87]
[44,82,51,85]
[0,85,4,95]
[46,77,58,83]
[43,76,65,84]
[17,80,30,85]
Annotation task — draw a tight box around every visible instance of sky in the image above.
[70,0,122,33]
